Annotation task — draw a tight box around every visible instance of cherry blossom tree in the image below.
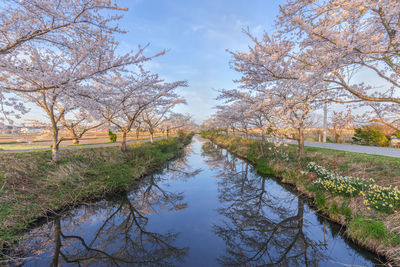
[330,108,355,143]
[228,31,325,157]
[366,102,400,133]
[141,99,186,143]
[13,35,149,161]
[161,113,194,139]
[217,89,279,143]
[275,0,400,131]
[0,0,132,123]
[60,111,104,145]
[99,69,187,152]
[0,0,127,54]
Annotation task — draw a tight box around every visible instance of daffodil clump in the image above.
[307,162,371,197]
[361,185,400,213]
[308,162,400,214]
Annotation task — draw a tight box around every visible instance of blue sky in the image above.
[115,0,284,123]
[19,0,388,126]
[21,0,284,125]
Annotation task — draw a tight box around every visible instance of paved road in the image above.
[235,135,400,158]
[290,140,400,158]
[0,136,167,153]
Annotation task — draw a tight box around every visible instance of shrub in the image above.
[352,127,389,147]
[108,130,117,143]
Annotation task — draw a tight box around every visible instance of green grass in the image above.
[255,158,274,175]
[315,191,327,210]
[330,201,339,215]
[0,134,193,251]
[341,201,352,221]
[349,217,400,246]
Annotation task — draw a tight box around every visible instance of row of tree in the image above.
[204,0,400,157]
[0,0,194,161]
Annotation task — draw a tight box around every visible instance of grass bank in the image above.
[0,134,193,256]
[202,131,400,265]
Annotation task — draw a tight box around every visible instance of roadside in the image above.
[203,131,400,265]
[0,134,193,259]
[232,134,400,158]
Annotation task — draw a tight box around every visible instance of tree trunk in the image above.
[260,127,266,156]
[50,217,61,267]
[65,127,80,145]
[135,126,140,140]
[166,129,169,140]
[298,125,305,158]
[51,127,60,162]
[150,131,154,143]
[334,131,340,143]
[120,131,127,152]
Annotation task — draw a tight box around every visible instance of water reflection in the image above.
[201,141,379,266]
[14,156,199,266]
[11,136,381,266]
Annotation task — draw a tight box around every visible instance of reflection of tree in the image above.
[202,142,326,266]
[201,141,237,171]
[19,173,189,266]
[161,137,202,180]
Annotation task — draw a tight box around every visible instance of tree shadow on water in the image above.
[12,174,190,266]
[202,141,327,266]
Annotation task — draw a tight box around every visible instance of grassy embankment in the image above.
[0,134,193,255]
[202,131,400,265]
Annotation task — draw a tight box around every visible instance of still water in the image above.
[14,135,382,266]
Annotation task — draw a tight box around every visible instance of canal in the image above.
[13,135,382,266]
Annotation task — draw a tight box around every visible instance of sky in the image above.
[112,0,284,123]
[15,0,392,127]
[17,0,285,125]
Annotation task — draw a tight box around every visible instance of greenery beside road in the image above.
[202,131,400,265]
[0,134,193,258]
